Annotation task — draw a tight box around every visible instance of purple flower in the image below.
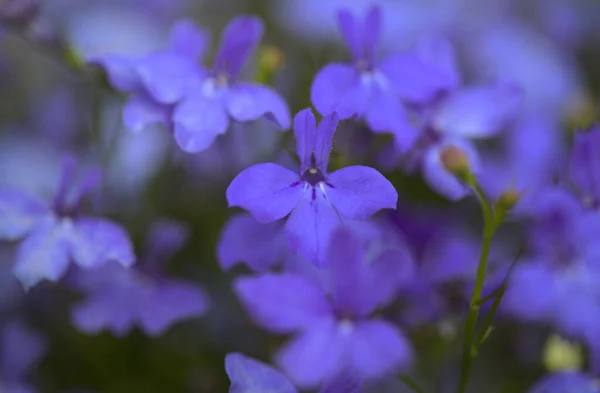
[234,228,413,387]
[310,6,450,152]
[71,220,209,337]
[225,352,363,393]
[0,156,134,290]
[400,37,522,200]
[568,125,600,208]
[0,321,46,393]
[96,17,290,153]
[502,187,600,340]
[527,371,599,393]
[227,108,397,265]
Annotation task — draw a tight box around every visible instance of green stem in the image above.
[398,374,425,393]
[456,181,496,393]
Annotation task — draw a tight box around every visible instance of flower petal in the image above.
[71,291,137,337]
[214,16,264,78]
[122,94,170,134]
[168,18,210,60]
[315,112,339,172]
[69,218,135,269]
[348,320,413,378]
[422,139,480,201]
[276,319,345,388]
[173,93,229,153]
[13,218,71,290]
[234,273,332,333]
[318,366,364,393]
[217,214,287,272]
[294,108,317,173]
[225,82,291,129]
[0,189,49,240]
[136,53,204,104]
[325,165,397,220]
[527,372,599,393]
[337,10,361,61]
[89,55,140,92]
[138,280,209,336]
[415,35,461,90]
[1,321,46,380]
[311,63,361,119]
[432,83,522,138]
[225,353,297,393]
[285,190,343,266]
[369,248,416,306]
[226,163,304,223]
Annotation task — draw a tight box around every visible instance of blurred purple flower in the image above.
[503,187,600,340]
[227,109,397,265]
[527,371,599,393]
[71,220,208,337]
[0,156,134,289]
[568,125,600,208]
[225,352,363,393]
[234,228,413,387]
[310,6,450,152]
[95,16,290,153]
[0,321,46,393]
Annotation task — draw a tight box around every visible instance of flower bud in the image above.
[440,145,471,181]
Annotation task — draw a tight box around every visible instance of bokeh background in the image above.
[1,0,600,392]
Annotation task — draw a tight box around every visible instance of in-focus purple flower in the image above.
[225,352,363,393]
[217,213,287,272]
[527,371,599,393]
[0,321,46,393]
[568,125,600,208]
[502,187,600,340]
[311,6,451,152]
[71,220,208,337]
[227,108,397,265]
[0,156,134,290]
[399,37,522,200]
[95,16,290,153]
[234,228,413,387]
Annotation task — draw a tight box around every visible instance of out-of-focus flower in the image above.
[225,352,363,393]
[526,371,599,393]
[0,156,134,289]
[234,228,413,387]
[227,109,397,265]
[71,220,208,337]
[0,321,46,393]
[568,125,600,208]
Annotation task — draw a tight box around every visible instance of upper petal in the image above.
[432,83,523,138]
[362,6,382,65]
[348,320,413,378]
[226,163,304,223]
[315,112,339,172]
[336,10,361,61]
[217,214,287,272]
[173,92,229,153]
[415,35,461,90]
[138,280,209,336]
[136,53,205,104]
[69,217,135,269]
[311,63,360,119]
[325,165,397,220]
[0,189,49,240]
[122,94,171,134]
[233,273,332,333]
[422,139,480,201]
[225,353,297,393]
[214,16,264,78]
[294,108,317,173]
[285,190,344,266]
[225,82,291,129]
[13,218,71,290]
[276,319,345,388]
[168,18,210,60]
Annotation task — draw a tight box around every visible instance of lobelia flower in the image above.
[234,228,414,387]
[527,371,599,393]
[225,352,363,393]
[0,156,134,290]
[310,5,452,152]
[94,16,290,153]
[397,36,522,200]
[568,125,600,208]
[226,108,398,265]
[502,187,600,340]
[71,220,209,337]
[0,321,46,393]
